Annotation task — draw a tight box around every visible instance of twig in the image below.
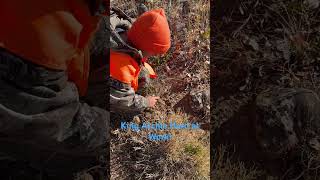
[263,4,293,33]
[292,170,306,180]
[232,14,252,38]
[281,166,294,180]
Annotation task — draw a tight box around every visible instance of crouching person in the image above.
[110,8,171,113]
[0,0,109,179]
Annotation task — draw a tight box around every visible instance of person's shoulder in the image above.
[110,51,135,64]
[110,51,140,83]
[110,51,139,72]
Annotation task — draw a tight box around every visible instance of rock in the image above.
[248,38,259,51]
[254,87,320,157]
[137,3,148,16]
[181,0,190,15]
[190,91,203,110]
[131,137,145,145]
[77,173,94,180]
[133,116,141,124]
[190,89,210,113]
[305,0,320,9]
[265,41,272,48]
[244,36,260,51]
[173,89,210,118]
[276,39,290,61]
[309,138,320,151]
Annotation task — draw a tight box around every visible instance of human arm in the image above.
[110,78,154,113]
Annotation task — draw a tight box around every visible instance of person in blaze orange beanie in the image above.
[127,8,171,55]
[110,8,171,113]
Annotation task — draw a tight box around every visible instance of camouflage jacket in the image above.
[110,65,152,113]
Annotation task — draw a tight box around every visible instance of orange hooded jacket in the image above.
[0,0,100,96]
[110,8,170,91]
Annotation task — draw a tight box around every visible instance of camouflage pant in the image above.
[0,48,109,179]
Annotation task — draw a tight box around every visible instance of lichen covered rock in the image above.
[254,87,320,157]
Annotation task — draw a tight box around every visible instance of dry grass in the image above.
[280,144,320,180]
[211,146,263,180]
[166,113,210,179]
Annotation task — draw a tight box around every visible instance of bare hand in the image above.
[146,96,160,108]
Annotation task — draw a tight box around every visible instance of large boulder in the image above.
[254,87,320,157]
[174,89,210,129]
[174,89,210,115]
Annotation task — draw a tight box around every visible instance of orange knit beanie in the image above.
[127,8,171,55]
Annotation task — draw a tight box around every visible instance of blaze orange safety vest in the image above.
[110,50,156,92]
[0,0,100,96]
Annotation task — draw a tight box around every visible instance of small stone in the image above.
[190,91,204,110]
[133,147,143,151]
[244,36,260,51]
[309,138,320,151]
[112,129,120,135]
[131,137,144,144]
[78,173,94,180]
[133,116,141,124]
[276,39,290,60]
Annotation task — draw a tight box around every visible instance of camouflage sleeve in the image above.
[137,66,152,95]
[110,13,132,30]
[110,78,150,113]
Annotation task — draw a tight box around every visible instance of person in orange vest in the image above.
[110,8,171,113]
[0,0,109,179]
